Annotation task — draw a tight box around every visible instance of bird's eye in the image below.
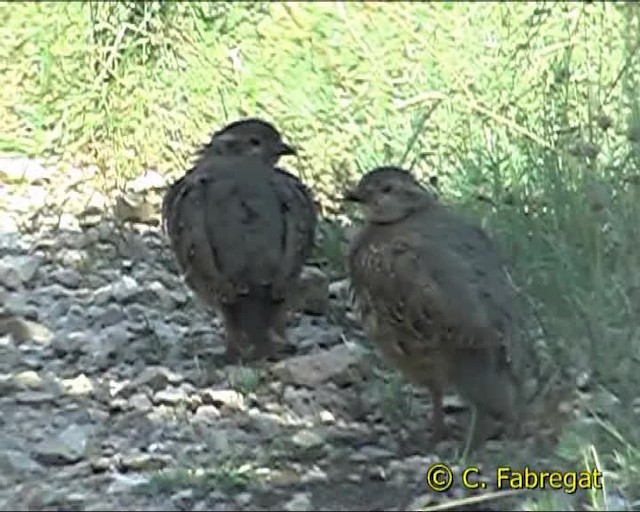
[382,184,393,193]
[249,137,261,146]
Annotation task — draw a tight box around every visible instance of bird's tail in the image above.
[221,289,283,362]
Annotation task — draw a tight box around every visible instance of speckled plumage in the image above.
[346,166,520,446]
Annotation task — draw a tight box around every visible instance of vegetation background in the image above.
[2,2,640,508]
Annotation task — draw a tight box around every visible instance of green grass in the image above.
[2,1,640,508]
[139,463,255,498]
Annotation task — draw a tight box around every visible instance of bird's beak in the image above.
[343,187,362,202]
[278,142,297,156]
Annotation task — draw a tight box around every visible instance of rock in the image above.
[301,466,328,484]
[153,386,188,406]
[15,390,58,404]
[90,456,112,473]
[51,231,86,249]
[51,330,89,357]
[21,356,44,371]
[8,483,50,510]
[34,283,73,300]
[6,188,45,214]
[295,266,330,315]
[0,254,42,288]
[0,230,31,250]
[199,389,245,411]
[0,449,45,476]
[107,472,150,494]
[442,394,466,412]
[93,324,131,365]
[319,409,335,424]
[282,386,317,417]
[108,398,127,412]
[127,170,168,193]
[108,275,139,302]
[85,501,117,512]
[283,492,313,511]
[144,280,175,309]
[0,373,16,395]
[115,366,183,398]
[0,155,49,183]
[113,193,157,224]
[51,492,87,510]
[79,198,108,228]
[92,275,139,305]
[50,268,82,288]
[271,344,364,388]
[128,392,153,411]
[169,290,189,307]
[119,453,172,472]
[1,292,31,317]
[93,304,126,329]
[356,445,394,460]
[234,492,253,507]
[0,215,19,234]
[207,429,231,454]
[0,314,53,344]
[172,489,196,509]
[62,304,89,334]
[119,279,175,310]
[406,493,442,511]
[291,429,325,450]
[33,424,92,465]
[60,249,87,268]
[193,405,221,423]
[58,213,81,232]
[248,410,281,437]
[192,499,214,511]
[62,374,94,397]
[291,323,342,350]
[13,370,43,389]
[328,278,351,301]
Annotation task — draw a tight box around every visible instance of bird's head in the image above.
[204,117,297,166]
[344,166,437,223]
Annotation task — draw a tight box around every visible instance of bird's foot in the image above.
[269,330,296,359]
[430,426,446,445]
[428,402,448,445]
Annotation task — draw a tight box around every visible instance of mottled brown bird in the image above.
[162,118,317,362]
[345,166,520,449]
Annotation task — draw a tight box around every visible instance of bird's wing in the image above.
[348,226,435,357]
[161,175,185,238]
[349,220,514,354]
[397,222,515,352]
[164,157,285,304]
[270,168,318,295]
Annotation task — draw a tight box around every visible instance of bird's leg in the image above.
[429,384,446,443]
[461,406,498,462]
[271,302,288,341]
[269,302,296,357]
[460,405,477,464]
[223,328,244,363]
[221,310,254,363]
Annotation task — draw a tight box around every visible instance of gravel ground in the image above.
[0,154,600,511]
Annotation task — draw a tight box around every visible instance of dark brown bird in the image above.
[162,118,317,362]
[345,166,520,449]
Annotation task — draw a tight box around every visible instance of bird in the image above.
[344,166,521,451]
[162,118,317,362]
